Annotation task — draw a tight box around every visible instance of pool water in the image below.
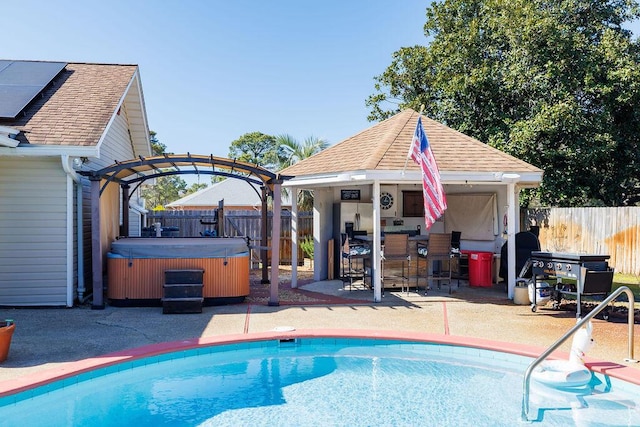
[1,338,639,426]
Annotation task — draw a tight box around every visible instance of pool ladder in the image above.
[521,286,637,422]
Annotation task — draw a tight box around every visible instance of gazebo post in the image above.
[90,176,104,309]
[269,180,282,306]
[261,186,269,284]
[502,174,521,299]
[372,182,383,302]
[121,184,129,237]
[290,187,298,289]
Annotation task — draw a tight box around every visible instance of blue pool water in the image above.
[1,338,639,426]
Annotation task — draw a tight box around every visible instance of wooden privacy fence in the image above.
[524,207,640,276]
[147,209,313,266]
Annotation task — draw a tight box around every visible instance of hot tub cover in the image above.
[108,237,249,259]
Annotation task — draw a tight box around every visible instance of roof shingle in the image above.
[280,109,541,176]
[0,62,137,147]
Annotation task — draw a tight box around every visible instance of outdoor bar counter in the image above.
[107,237,250,306]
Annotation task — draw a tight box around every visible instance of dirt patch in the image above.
[246,265,358,305]
[555,300,640,323]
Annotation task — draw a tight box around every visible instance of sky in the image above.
[3,1,640,164]
[3,0,428,158]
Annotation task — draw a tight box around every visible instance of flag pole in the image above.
[402,105,425,175]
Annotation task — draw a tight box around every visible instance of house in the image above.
[0,60,151,307]
[280,109,544,301]
[166,178,292,211]
[167,179,263,211]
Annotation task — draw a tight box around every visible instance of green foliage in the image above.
[367,0,640,207]
[612,274,640,301]
[141,131,189,207]
[228,132,279,170]
[185,182,208,195]
[149,130,166,155]
[275,135,329,210]
[141,175,188,208]
[276,134,329,169]
[299,236,314,259]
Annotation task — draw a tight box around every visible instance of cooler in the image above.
[467,251,493,287]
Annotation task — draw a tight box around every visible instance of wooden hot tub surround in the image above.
[107,237,250,306]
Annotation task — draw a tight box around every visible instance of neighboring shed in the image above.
[0,60,151,307]
[280,109,544,301]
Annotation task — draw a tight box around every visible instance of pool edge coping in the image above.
[1,329,638,398]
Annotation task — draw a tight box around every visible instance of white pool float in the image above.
[532,360,592,388]
[532,321,594,388]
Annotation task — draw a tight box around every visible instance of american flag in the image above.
[409,116,447,228]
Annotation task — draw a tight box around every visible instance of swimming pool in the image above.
[1,332,639,426]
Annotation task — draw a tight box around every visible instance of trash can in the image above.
[468,251,493,287]
[514,283,530,305]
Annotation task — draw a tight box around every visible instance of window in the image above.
[402,191,423,217]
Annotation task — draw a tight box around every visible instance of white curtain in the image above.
[444,193,498,240]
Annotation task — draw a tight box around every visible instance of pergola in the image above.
[79,154,290,309]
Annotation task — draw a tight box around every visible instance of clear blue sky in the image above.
[3,0,428,157]
[3,1,640,160]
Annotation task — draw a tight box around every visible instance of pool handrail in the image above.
[521,286,637,422]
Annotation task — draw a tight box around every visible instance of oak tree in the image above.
[367,0,640,206]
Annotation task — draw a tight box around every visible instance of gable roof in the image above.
[166,179,263,209]
[167,178,262,208]
[0,61,149,155]
[280,108,542,185]
[167,178,293,209]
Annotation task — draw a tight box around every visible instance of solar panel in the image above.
[0,61,67,119]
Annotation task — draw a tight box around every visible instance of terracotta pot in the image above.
[0,322,15,363]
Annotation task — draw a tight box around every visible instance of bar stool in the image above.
[341,233,368,290]
[425,233,453,294]
[381,234,411,293]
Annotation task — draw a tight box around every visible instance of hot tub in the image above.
[107,237,250,306]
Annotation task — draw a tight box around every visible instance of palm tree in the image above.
[276,134,329,210]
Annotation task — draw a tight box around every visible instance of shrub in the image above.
[300,236,314,259]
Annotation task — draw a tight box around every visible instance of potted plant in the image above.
[0,319,15,363]
[300,236,314,268]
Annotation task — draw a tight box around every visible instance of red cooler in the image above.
[468,251,493,287]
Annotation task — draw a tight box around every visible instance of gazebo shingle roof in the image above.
[280,109,541,176]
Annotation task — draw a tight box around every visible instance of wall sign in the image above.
[340,189,361,200]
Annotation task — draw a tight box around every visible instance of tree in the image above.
[276,135,329,210]
[367,0,640,207]
[185,182,208,195]
[276,135,329,169]
[141,175,188,209]
[149,130,166,155]
[141,131,189,208]
[228,132,279,170]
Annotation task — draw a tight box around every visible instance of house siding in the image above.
[0,62,150,307]
[95,111,136,169]
[95,111,138,255]
[0,157,69,306]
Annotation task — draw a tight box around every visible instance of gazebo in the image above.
[80,154,289,308]
[280,109,543,302]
